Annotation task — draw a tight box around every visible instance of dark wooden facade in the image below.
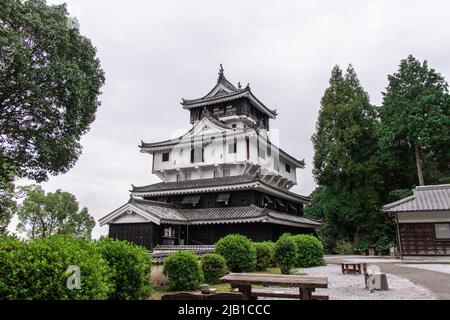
[109,222,315,251]
[149,190,304,215]
[189,98,270,130]
[399,223,450,256]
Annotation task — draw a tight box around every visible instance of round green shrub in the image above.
[0,235,112,300]
[96,238,152,300]
[200,253,228,284]
[274,234,297,274]
[163,251,203,291]
[292,234,325,267]
[253,242,275,271]
[215,234,256,272]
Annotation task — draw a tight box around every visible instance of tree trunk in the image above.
[415,143,425,186]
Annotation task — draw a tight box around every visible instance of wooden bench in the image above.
[233,288,329,300]
[161,292,244,300]
[341,261,364,274]
[221,273,328,300]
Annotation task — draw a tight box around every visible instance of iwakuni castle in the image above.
[99,66,322,250]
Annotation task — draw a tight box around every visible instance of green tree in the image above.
[0,161,17,234]
[16,185,95,239]
[0,0,105,182]
[309,65,387,250]
[379,55,450,186]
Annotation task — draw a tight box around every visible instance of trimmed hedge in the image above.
[96,238,152,300]
[201,253,228,284]
[215,234,256,272]
[0,235,112,300]
[292,234,325,267]
[274,234,297,274]
[163,251,203,291]
[253,242,275,271]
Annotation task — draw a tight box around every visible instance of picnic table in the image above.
[220,273,328,300]
[341,260,367,274]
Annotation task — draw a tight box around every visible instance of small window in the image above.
[213,169,219,178]
[257,138,265,159]
[232,124,237,128]
[285,163,291,173]
[185,172,192,180]
[435,224,450,239]
[228,138,237,154]
[162,152,169,162]
[176,174,182,182]
[223,169,230,177]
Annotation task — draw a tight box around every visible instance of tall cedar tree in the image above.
[0,0,105,182]
[310,65,385,248]
[379,55,450,186]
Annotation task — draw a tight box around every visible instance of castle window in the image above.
[285,163,291,173]
[162,152,169,162]
[228,138,237,153]
[191,147,204,163]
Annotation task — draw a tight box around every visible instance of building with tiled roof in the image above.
[382,184,450,257]
[99,66,321,250]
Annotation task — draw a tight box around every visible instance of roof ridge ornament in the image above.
[217,63,225,82]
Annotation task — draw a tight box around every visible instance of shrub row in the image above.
[162,233,325,289]
[0,235,152,300]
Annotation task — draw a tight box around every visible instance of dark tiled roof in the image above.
[382,184,450,213]
[132,174,258,193]
[180,206,265,222]
[101,199,321,227]
[131,198,187,221]
[180,70,277,118]
[179,205,322,226]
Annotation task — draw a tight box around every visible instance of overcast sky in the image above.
[11,0,450,238]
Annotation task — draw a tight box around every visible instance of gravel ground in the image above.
[399,264,450,275]
[259,264,436,300]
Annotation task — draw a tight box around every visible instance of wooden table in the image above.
[220,273,328,300]
[341,261,366,274]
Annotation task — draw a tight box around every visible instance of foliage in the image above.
[200,253,228,284]
[0,161,17,235]
[379,55,450,186]
[387,189,414,203]
[253,242,275,271]
[374,235,394,254]
[274,234,297,274]
[0,235,112,299]
[16,185,95,239]
[96,238,152,300]
[335,240,354,255]
[163,251,203,291]
[215,234,256,272]
[0,0,105,182]
[308,65,390,251]
[353,240,370,254]
[291,234,325,267]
